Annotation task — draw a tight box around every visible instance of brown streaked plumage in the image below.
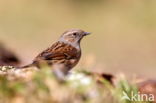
[33,41,81,70]
[22,29,90,75]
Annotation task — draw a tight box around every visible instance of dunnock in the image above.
[23,29,90,75]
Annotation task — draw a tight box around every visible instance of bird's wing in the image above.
[34,41,79,61]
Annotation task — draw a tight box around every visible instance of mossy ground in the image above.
[0,66,150,103]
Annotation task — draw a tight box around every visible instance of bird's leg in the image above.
[52,64,68,81]
[52,68,66,81]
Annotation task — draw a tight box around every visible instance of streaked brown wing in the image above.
[34,41,79,61]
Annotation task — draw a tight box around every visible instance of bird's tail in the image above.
[16,63,37,70]
[19,61,40,69]
[21,63,35,68]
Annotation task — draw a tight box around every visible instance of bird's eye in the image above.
[73,33,77,36]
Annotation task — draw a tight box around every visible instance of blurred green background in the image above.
[0,0,156,78]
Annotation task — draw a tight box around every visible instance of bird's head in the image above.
[59,29,90,45]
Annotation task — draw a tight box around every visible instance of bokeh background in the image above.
[0,0,156,78]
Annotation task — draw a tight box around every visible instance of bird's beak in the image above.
[84,32,91,36]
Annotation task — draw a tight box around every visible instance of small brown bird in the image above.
[23,29,90,76]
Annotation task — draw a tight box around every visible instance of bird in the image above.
[22,29,91,77]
